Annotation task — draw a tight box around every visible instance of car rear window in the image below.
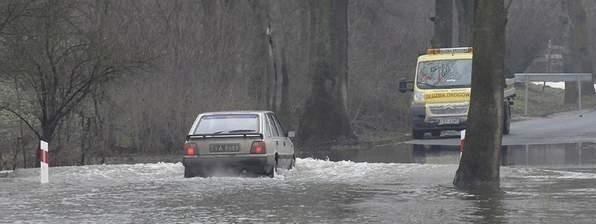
[194,114,259,134]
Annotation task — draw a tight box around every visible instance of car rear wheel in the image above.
[289,155,296,169]
[267,157,278,178]
[266,164,275,178]
[184,166,194,178]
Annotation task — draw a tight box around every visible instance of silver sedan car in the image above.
[182,111,296,178]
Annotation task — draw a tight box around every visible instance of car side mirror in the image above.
[399,79,414,93]
[287,131,296,138]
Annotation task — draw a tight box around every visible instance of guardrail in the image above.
[514,73,593,115]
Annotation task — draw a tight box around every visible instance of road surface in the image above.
[404,109,596,146]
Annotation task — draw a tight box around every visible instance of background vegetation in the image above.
[1,0,595,169]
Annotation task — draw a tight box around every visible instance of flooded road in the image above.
[2,144,596,223]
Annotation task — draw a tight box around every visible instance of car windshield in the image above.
[194,114,259,134]
[416,59,472,89]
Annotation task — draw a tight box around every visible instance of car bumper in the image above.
[411,104,467,131]
[183,155,275,176]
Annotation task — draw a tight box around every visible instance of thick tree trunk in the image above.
[80,116,91,166]
[297,0,356,147]
[432,0,453,48]
[266,22,278,111]
[456,0,474,46]
[14,77,26,169]
[453,0,505,190]
[278,47,291,124]
[264,0,290,125]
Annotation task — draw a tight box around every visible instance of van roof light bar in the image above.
[426,47,473,55]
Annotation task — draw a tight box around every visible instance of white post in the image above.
[525,145,529,166]
[577,76,582,111]
[578,142,583,165]
[459,129,466,159]
[524,76,529,116]
[40,140,49,184]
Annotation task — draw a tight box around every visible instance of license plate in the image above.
[209,144,240,153]
[438,118,459,125]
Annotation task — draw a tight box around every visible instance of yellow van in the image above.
[399,47,515,139]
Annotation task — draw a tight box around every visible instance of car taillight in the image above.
[250,141,266,154]
[184,143,197,156]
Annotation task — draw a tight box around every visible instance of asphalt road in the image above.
[404,109,596,146]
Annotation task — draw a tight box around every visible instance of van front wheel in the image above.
[503,102,511,135]
[412,130,425,139]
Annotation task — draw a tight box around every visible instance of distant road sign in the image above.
[545,54,563,60]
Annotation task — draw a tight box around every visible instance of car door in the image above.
[268,113,293,166]
[264,113,281,158]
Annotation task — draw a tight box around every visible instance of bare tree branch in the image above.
[0,105,41,139]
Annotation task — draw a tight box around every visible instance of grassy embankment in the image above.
[511,83,596,118]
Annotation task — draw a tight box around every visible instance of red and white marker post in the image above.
[459,130,466,156]
[40,140,49,184]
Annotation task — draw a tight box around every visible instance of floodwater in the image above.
[2,143,596,223]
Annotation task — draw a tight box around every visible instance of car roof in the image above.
[417,53,472,62]
[198,110,273,116]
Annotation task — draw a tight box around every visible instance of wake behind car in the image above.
[183,111,295,178]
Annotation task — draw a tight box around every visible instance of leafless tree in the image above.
[505,0,563,77]
[431,0,453,48]
[0,0,147,166]
[297,0,356,147]
[563,0,595,104]
[455,0,474,46]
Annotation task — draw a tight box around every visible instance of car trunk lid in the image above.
[186,134,263,156]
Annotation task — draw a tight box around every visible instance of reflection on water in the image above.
[303,142,596,167]
[461,190,506,224]
[503,143,596,167]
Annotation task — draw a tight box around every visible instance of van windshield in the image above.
[194,114,259,134]
[416,59,472,89]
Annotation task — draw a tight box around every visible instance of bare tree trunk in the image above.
[14,76,26,169]
[266,21,279,111]
[34,127,55,168]
[278,47,291,124]
[432,0,453,48]
[265,0,290,121]
[456,0,474,46]
[454,0,505,190]
[297,0,356,147]
[92,88,107,164]
[80,116,91,165]
[12,137,18,170]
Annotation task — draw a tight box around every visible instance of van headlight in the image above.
[414,91,425,102]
